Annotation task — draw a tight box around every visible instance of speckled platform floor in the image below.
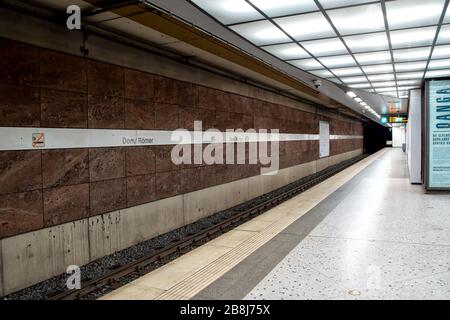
[244,148,450,300]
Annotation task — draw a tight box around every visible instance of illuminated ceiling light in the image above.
[425,69,450,78]
[390,26,438,49]
[396,72,424,80]
[396,79,421,86]
[331,67,363,76]
[360,102,367,106]
[327,3,385,35]
[343,32,389,53]
[432,44,450,59]
[428,58,450,69]
[301,38,348,56]
[397,86,419,91]
[393,47,431,62]
[354,97,363,102]
[354,51,391,65]
[191,0,263,24]
[395,61,427,72]
[250,0,318,17]
[362,64,393,74]
[309,69,333,77]
[318,55,357,68]
[385,0,445,29]
[436,24,450,45]
[376,87,398,92]
[262,43,310,60]
[346,91,357,98]
[368,73,395,82]
[349,83,371,88]
[289,58,322,70]
[371,81,396,87]
[341,76,368,84]
[230,20,290,46]
[319,0,376,10]
[275,12,336,41]
[364,105,371,109]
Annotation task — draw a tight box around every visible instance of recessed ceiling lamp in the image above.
[346,91,357,98]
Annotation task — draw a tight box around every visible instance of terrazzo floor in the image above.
[245,148,450,300]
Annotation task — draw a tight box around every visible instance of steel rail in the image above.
[51,154,367,300]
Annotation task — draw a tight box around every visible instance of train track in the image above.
[51,154,367,300]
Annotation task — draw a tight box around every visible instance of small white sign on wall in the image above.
[319,121,330,158]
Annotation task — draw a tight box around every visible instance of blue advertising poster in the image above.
[427,79,450,190]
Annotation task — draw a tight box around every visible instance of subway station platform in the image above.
[102,148,450,300]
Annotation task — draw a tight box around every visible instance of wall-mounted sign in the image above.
[32,133,45,148]
[319,121,330,158]
[380,114,408,124]
[425,79,450,191]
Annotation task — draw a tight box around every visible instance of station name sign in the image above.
[426,79,450,191]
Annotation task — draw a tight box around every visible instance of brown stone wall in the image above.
[0,38,363,239]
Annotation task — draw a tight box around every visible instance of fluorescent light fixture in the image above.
[396,71,424,79]
[343,32,389,53]
[250,0,318,17]
[191,0,263,24]
[436,24,450,45]
[381,91,397,97]
[309,69,333,77]
[376,87,398,92]
[354,97,363,102]
[300,38,348,56]
[396,79,421,86]
[393,47,431,62]
[371,81,396,87]
[230,20,290,46]
[385,0,445,29]
[425,69,450,78]
[368,73,395,81]
[349,83,372,88]
[319,0,375,9]
[395,61,427,72]
[346,91,357,98]
[262,43,310,60]
[432,44,450,59]
[362,64,393,74]
[318,55,356,68]
[397,86,419,91]
[360,102,367,106]
[341,76,368,84]
[289,58,322,70]
[364,105,371,109]
[390,26,437,49]
[428,58,450,69]
[275,12,336,41]
[327,3,385,35]
[354,51,392,65]
[328,78,342,84]
[331,67,363,76]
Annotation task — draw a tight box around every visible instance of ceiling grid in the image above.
[190,0,450,100]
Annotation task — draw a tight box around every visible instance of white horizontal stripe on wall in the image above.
[0,127,363,151]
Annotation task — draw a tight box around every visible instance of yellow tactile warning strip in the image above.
[101,149,388,300]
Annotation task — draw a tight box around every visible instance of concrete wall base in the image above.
[0,149,362,296]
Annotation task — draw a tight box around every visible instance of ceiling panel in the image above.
[192,0,263,25]
[385,0,445,30]
[193,0,450,103]
[230,20,290,45]
[300,38,348,56]
[275,12,336,41]
[262,43,310,59]
[327,3,385,35]
[250,0,318,17]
